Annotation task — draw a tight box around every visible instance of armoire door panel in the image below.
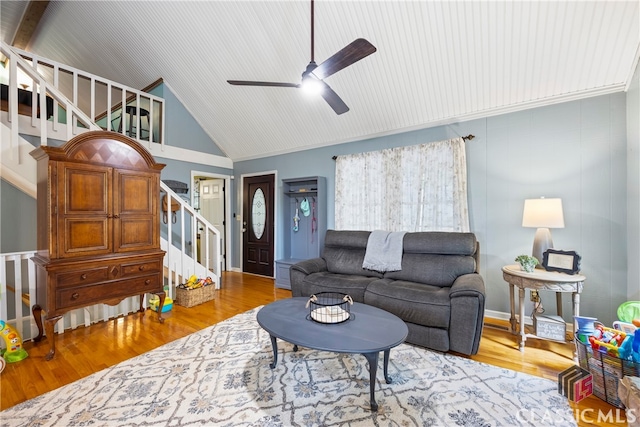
[115,216,156,251]
[60,217,112,257]
[113,169,158,252]
[114,170,155,215]
[60,163,111,215]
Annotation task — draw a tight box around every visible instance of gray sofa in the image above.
[290,230,485,355]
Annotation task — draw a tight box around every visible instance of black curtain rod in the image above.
[331,134,475,160]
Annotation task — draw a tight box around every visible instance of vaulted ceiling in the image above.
[2,1,639,162]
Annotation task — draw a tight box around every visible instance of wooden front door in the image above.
[242,174,274,276]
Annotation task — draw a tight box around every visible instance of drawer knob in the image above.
[81,274,87,280]
[71,292,79,300]
[145,279,151,285]
[139,266,145,271]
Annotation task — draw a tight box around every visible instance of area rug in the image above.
[3,307,576,426]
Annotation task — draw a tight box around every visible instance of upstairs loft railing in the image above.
[1,41,99,163]
[0,42,165,163]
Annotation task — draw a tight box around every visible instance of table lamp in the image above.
[522,197,565,266]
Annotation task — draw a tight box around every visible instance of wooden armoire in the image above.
[30,131,166,360]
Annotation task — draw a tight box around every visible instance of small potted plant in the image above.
[515,255,538,273]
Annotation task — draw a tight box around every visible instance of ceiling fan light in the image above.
[301,76,324,95]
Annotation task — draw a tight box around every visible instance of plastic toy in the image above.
[179,275,214,290]
[589,324,627,357]
[613,320,637,334]
[0,320,28,363]
[617,301,640,323]
[631,329,640,363]
[619,334,634,360]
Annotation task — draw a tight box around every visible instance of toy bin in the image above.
[576,339,640,408]
[175,285,215,308]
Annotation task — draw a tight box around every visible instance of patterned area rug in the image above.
[4,307,576,426]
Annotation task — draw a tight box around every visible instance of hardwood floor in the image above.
[1,272,624,426]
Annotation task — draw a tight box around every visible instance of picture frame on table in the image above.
[542,249,581,275]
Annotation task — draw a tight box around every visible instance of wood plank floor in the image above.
[1,272,625,426]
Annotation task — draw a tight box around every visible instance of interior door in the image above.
[242,174,275,276]
[199,178,226,271]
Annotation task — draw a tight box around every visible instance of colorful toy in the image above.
[0,320,28,363]
[613,320,637,335]
[149,296,174,313]
[617,301,640,323]
[589,323,627,357]
[632,329,640,363]
[179,275,214,290]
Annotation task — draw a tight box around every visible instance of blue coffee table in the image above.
[257,297,408,411]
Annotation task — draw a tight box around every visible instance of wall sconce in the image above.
[522,197,565,266]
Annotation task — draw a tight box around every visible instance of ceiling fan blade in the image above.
[320,82,349,115]
[312,38,377,80]
[227,80,300,88]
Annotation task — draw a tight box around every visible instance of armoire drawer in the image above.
[56,267,111,288]
[56,274,161,309]
[121,260,161,277]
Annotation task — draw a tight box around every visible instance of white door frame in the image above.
[240,170,278,277]
[190,170,232,271]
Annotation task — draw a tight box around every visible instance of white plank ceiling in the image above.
[2,1,639,161]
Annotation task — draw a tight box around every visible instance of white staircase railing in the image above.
[0,251,148,343]
[0,120,37,197]
[161,183,221,290]
[0,42,165,160]
[1,41,99,163]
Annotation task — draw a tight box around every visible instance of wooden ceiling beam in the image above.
[12,1,50,50]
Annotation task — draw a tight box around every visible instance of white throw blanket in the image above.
[362,230,406,272]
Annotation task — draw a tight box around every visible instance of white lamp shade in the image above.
[522,198,565,229]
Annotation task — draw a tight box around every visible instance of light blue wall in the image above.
[234,93,629,326]
[627,62,640,301]
[0,180,36,253]
[154,83,227,156]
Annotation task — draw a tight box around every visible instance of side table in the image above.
[502,264,585,352]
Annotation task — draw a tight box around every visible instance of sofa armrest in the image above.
[290,258,328,297]
[450,273,485,298]
[449,273,485,355]
[290,258,328,276]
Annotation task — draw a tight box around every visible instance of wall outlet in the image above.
[530,290,540,302]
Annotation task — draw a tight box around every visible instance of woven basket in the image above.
[175,285,215,308]
[576,339,640,408]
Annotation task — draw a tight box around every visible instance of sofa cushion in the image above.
[364,279,451,329]
[322,230,382,278]
[384,253,476,286]
[301,272,378,302]
[403,232,477,255]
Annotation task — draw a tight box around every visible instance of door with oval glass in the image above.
[242,174,275,276]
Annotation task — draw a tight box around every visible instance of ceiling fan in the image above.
[227,0,376,115]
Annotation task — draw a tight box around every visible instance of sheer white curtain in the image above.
[335,137,469,232]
